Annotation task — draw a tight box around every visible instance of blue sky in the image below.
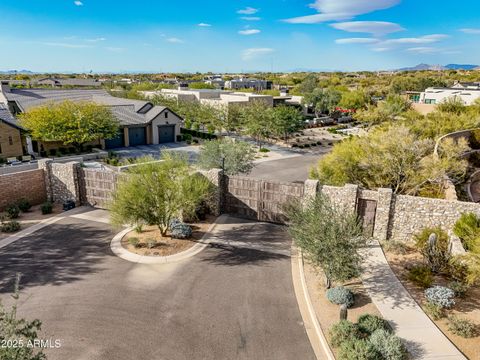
[0,0,479,73]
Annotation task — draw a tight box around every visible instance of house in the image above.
[0,82,182,152]
[142,88,274,109]
[35,77,102,88]
[224,78,272,91]
[0,103,24,159]
[414,87,480,105]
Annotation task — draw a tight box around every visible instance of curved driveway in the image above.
[0,211,315,360]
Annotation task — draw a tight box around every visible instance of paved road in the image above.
[248,153,328,182]
[0,212,315,360]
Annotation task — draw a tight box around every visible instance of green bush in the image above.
[329,320,362,348]
[259,147,270,153]
[369,329,408,360]
[133,224,144,234]
[407,265,433,288]
[414,227,451,273]
[146,238,157,249]
[339,338,382,360]
[448,281,470,298]
[357,314,391,335]
[41,201,53,215]
[17,198,32,212]
[448,316,476,338]
[326,286,355,308]
[5,204,20,219]
[453,212,480,251]
[128,237,141,248]
[171,223,193,239]
[0,220,21,233]
[423,301,445,320]
[425,286,455,308]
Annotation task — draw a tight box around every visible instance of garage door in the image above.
[105,130,125,149]
[128,127,147,146]
[158,125,175,144]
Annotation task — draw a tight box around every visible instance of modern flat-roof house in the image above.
[407,82,480,106]
[224,78,272,91]
[0,82,182,152]
[142,88,274,109]
[0,103,24,159]
[35,77,102,88]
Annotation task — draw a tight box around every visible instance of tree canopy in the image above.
[20,100,119,151]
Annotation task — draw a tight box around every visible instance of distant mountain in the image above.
[445,64,479,70]
[0,69,35,74]
[398,63,479,71]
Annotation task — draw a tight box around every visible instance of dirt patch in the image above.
[384,244,480,360]
[121,215,216,257]
[303,261,382,358]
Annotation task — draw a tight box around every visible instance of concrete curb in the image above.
[0,206,93,250]
[291,247,335,360]
[109,216,225,264]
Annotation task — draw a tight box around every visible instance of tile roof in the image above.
[1,88,172,126]
[0,103,21,129]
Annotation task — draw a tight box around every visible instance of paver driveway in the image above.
[0,210,315,360]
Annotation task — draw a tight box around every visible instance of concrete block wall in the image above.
[0,169,47,210]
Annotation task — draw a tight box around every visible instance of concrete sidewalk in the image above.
[361,241,466,360]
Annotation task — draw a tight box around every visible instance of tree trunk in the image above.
[324,274,331,289]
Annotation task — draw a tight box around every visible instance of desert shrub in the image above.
[453,212,480,251]
[128,237,140,248]
[357,314,391,335]
[41,201,53,215]
[326,286,355,308]
[425,286,455,308]
[133,224,144,234]
[424,301,445,320]
[329,320,362,348]
[17,198,32,212]
[259,147,270,153]
[414,227,451,273]
[146,238,157,249]
[1,220,21,233]
[339,338,382,360]
[407,266,433,288]
[382,240,409,255]
[448,281,470,298]
[5,204,20,219]
[447,316,476,338]
[171,223,193,239]
[369,329,408,360]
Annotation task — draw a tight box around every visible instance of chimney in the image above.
[0,81,10,93]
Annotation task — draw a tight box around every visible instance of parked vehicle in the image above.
[316,117,335,126]
[337,116,353,124]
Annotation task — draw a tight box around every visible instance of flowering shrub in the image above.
[425,286,455,308]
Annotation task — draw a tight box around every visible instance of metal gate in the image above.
[224,176,304,224]
[357,199,377,237]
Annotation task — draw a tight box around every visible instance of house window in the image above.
[425,99,436,104]
[8,136,13,145]
[164,111,168,118]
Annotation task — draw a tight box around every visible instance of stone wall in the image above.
[0,169,46,210]
[39,159,82,205]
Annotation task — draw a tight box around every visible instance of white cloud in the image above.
[335,38,379,44]
[85,37,106,42]
[43,42,90,48]
[382,34,448,45]
[238,29,261,35]
[198,23,212,27]
[166,37,184,43]
[372,47,390,52]
[406,47,438,54]
[237,7,259,15]
[241,16,261,21]
[284,0,400,24]
[242,47,274,60]
[74,1,83,6]
[459,28,480,34]
[331,21,404,36]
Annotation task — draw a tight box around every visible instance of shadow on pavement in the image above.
[0,221,114,293]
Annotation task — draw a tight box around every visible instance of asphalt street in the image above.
[0,213,315,360]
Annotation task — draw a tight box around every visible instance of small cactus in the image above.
[340,304,348,321]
